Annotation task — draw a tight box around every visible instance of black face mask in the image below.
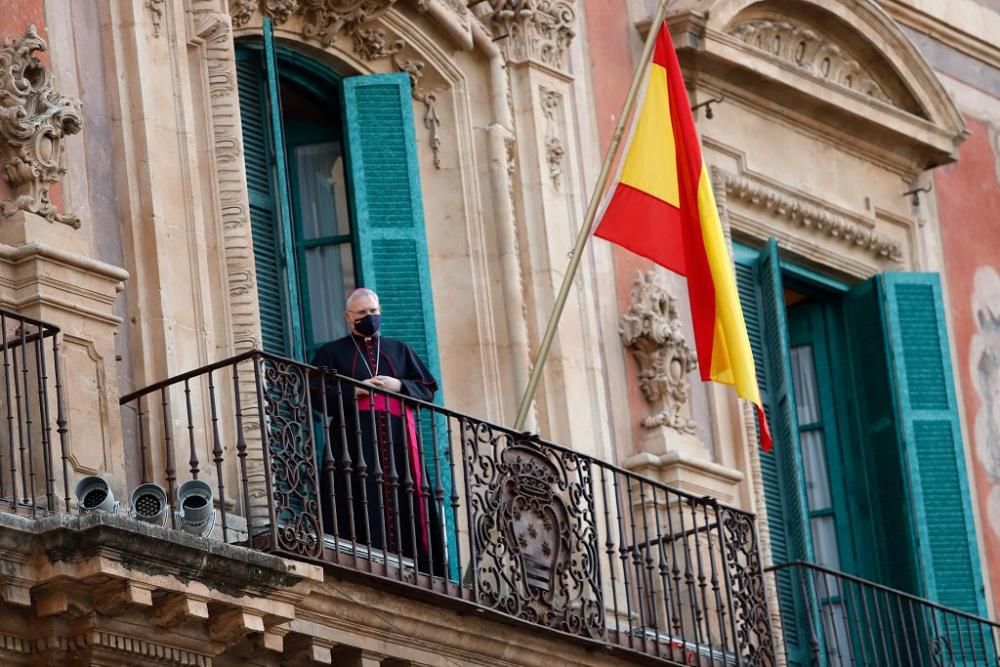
[354,313,381,337]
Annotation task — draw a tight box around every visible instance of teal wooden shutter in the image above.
[341,72,454,574]
[880,273,987,616]
[341,73,441,382]
[734,241,814,666]
[235,29,304,359]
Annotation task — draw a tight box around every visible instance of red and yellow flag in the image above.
[595,22,772,450]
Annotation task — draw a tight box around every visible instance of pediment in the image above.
[659,0,966,166]
[726,12,922,115]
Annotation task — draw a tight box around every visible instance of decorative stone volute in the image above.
[620,271,698,434]
[484,0,576,69]
[0,26,83,228]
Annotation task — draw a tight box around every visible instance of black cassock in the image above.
[310,334,446,576]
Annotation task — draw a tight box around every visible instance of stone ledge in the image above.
[0,511,321,597]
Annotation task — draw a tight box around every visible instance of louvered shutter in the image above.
[341,73,441,383]
[735,241,815,667]
[880,273,987,616]
[236,48,290,356]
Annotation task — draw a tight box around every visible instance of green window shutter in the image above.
[341,73,441,383]
[236,46,292,357]
[734,241,814,666]
[881,273,987,616]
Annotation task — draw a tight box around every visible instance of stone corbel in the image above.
[152,593,210,628]
[0,26,84,228]
[93,579,154,616]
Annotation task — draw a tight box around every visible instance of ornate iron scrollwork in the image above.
[259,357,323,558]
[462,419,604,638]
[721,508,775,666]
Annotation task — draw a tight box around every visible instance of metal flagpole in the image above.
[513,0,672,430]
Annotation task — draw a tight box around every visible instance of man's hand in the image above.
[354,383,371,397]
[371,375,402,392]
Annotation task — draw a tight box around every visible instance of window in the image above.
[735,239,987,664]
[234,20,441,376]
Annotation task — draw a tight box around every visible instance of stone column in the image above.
[486,1,614,455]
[0,28,128,504]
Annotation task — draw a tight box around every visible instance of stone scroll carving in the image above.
[620,271,698,433]
[0,26,84,228]
[483,0,576,70]
[728,19,893,106]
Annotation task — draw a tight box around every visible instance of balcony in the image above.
[0,308,776,666]
[768,561,1000,666]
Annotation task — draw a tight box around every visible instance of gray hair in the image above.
[346,287,380,310]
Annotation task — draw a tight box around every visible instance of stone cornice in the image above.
[879,0,1000,71]
[713,167,904,264]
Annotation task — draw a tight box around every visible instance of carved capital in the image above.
[620,271,698,434]
[0,26,83,227]
[484,0,576,69]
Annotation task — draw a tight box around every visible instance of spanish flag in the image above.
[595,22,772,450]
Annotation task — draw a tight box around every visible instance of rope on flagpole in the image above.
[513,0,673,430]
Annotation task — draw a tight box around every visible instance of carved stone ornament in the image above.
[0,26,84,228]
[717,169,903,262]
[539,87,564,189]
[620,271,698,434]
[728,19,893,106]
[230,0,398,51]
[484,0,576,70]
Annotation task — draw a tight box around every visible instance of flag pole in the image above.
[513,0,672,430]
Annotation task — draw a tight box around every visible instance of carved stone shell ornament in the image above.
[0,26,84,228]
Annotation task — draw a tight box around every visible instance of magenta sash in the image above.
[357,394,428,551]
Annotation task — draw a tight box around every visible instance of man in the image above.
[310,288,445,576]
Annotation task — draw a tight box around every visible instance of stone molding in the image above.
[727,19,893,106]
[0,26,83,228]
[619,271,698,434]
[481,0,576,70]
[714,168,904,263]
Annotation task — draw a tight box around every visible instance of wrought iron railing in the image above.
[767,561,1000,666]
[0,308,68,516]
[118,349,774,666]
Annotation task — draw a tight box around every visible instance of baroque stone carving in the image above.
[394,57,443,169]
[0,26,84,228]
[728,20,893,106]
[230,1,445,168]
[484,0,576,70]
[717,170,904,262]
[620,271,698,433]
[539,87,564,189]
[230,0,399,53]
[147,0,166,37]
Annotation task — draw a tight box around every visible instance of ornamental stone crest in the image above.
[483,0,576,70]
[620,271,697,433]
[0,26,84,227]
[728,19,893,106]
